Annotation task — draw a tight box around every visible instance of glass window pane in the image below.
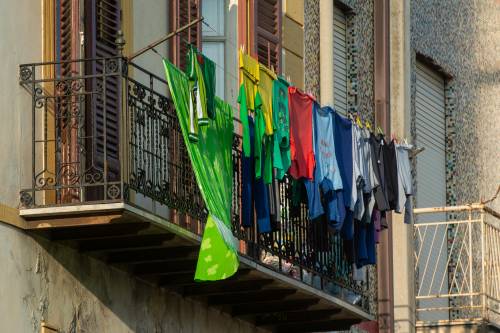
[202,0,224,36]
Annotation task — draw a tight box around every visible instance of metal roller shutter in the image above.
[333,8,347,115]
[415,61,448,323]
[415,61,446,209]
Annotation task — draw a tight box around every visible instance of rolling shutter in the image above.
[333,8,348,115]
[255,0,281,71]
[414,61,447,322]
[415,61,446,209]
[84,0,121,180]
[170,0,202,70]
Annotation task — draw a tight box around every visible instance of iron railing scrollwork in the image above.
[20,57,376,314]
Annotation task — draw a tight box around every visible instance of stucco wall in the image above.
[411,0,500,212]
[0,0,40,207]
[0,224,266,333]
[304,0,374,120]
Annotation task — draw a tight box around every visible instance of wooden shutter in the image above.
[254,0,281,71]
[56,0,81,203]
[84,0,121,180]
[170,0,202,70]
[333,8,348,114]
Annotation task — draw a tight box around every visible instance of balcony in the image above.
[18,57,375,331]
[414,204,500,331]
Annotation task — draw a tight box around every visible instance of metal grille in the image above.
[414,205,500,326]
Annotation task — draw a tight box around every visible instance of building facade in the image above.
[0,0,498,332]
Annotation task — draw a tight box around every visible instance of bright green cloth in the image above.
[163,59,238,281]
[272,76,291,179]
[238,84,251,157]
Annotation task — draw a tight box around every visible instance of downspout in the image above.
[374,0,394,332]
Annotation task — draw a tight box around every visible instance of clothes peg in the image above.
[365,120,372,132]
[355,114,363,128]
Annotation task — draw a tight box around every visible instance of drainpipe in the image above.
[374,0,394,332]
[319,0,334,106]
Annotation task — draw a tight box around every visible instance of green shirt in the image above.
[186,46,208,126]
[199,53,216,119]
[272,76,291,179]
[238,84,251,157]
[254,92,265,179]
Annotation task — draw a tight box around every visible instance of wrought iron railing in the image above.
[414,204,500,326]
[19,57,376,314]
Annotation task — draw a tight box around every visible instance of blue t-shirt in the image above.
[334,111,353,208]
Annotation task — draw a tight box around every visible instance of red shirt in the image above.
[288,87,315,180]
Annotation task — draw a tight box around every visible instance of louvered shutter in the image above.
[255,0,281,71]
[170,0,202,70]
[56,0,81,203]
[84,0,121,180]
[333,8,348,114]
[415,62,446,209]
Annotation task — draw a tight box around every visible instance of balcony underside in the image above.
[20,203,372,333]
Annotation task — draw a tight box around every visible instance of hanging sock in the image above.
[163,59,238,281]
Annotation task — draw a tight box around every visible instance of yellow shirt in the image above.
[258,64,277,135]
[239,50,259,111]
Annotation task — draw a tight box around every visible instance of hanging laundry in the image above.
[237,84,251,157]
[396,143,414,224]
[241,116,272,233]
[288,87,315,180]
[268,170,281,231]
[239,50,260,110]
[238,50,260,157]
[163,59,238,281]
[272,76,291,180]
[305,105,345,229]
[186,46,209,142]
[370,133,390,213]
[253,91,272,184]
[351,125,364,220]
[258,64,277,135]
[197,52,216,119]
[333,111,354,240]
[383,140,399,210]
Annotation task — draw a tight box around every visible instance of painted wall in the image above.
[0,0,40,207]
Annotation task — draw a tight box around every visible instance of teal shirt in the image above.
[272,76,291,179]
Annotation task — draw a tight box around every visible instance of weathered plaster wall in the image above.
[0,223,267,333]
[0,0,40,207]
[411,0,500,211]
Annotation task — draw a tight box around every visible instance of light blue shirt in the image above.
[313,105,343,190]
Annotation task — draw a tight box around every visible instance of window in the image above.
[202,0,225,99]
[415,61,446,209]
[333,6,348,114]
